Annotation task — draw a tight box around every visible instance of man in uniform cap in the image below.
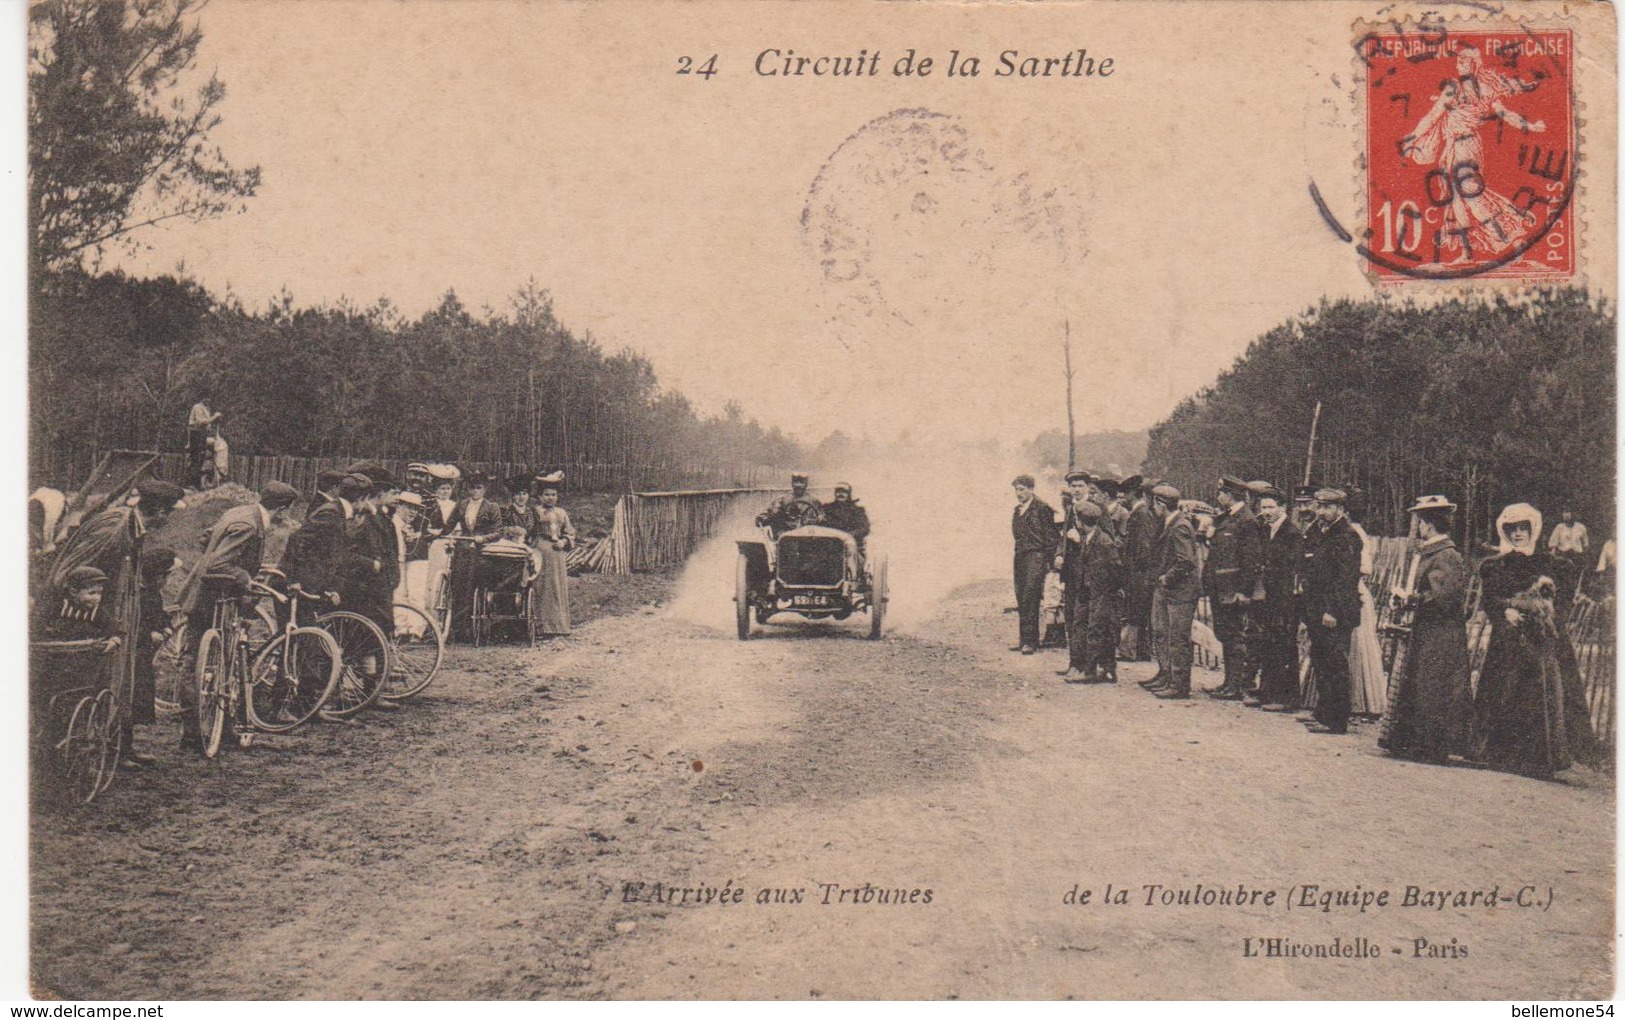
[1010,474,1059,654]
[1145,484,1201,698]
[1203,476,1264,700]
[1292,485,1318,534]
[1298,487,1363,734]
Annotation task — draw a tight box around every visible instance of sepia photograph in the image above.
[13,0,1620,1003]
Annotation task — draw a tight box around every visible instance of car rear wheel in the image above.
[735,553,752,640]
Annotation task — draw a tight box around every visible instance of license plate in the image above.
[792,594,834,607]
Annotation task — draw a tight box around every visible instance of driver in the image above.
[757,471,823,536]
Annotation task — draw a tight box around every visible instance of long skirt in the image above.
[1379,612,1471,762]
[1469,623,1591,778]
[394,558,431,637]
[535,545,571,636]
[1348,582,1387,716]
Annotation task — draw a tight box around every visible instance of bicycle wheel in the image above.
[247,627,342,733]
[93,688,124,796]
[384,603,445,701]
[58,694,104,805]
[194,628,229,759]
[316,611,392,717]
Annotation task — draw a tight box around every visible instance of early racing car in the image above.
[734,498,887,640]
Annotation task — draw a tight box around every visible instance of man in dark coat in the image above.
[1203,476,1264,700]
[1121,476,1157,660]
[282,473,371,615]
[1056,500,1126,683]
[820,483,871,544]
[1146,484,1202,698]
[1250,487,1302,711]
[1010,474,1058,655]
[1298,487,1364,734]
[1054,471,1095,677]
[344,467,403,638]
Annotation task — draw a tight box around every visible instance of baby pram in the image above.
[471,537,540,647]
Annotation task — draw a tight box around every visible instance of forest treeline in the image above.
[1142,289,1615,544]
[29,269,804,489]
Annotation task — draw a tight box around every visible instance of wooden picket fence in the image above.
[581,488,783,575]
[40,447,784,497]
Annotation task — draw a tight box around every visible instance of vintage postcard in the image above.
[14,0,1618,1005]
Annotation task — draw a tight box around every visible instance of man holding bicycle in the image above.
[175,482,300,751]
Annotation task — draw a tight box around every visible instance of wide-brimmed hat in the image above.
[1407,494,1456,514]
[425,463,460,482]
[394,491,425,508]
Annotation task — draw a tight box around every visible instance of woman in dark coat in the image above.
[1469,503,1599,779]
[1379,497,1471,764]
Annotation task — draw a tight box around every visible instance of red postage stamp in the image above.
[1359,23,1577,283]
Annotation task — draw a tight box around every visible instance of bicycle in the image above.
[193,574,342,758]
[249,569,394,719]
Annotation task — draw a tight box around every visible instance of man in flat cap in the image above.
[345,471,404,645]
[173,481,299,749]
[1298,487,1363,734]
[1119,476,1157,661]
[1146,484,1201,698]
[1055,472,1094,672]
[1203,476,1264,700]
[1054,499,1125,682]
[1010,474,1059,655]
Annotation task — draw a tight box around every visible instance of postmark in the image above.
[1355,19,1577,283]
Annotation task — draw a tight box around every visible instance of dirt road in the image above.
[30,577,1613,999]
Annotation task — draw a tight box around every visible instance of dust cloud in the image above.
[665,446,1072,636]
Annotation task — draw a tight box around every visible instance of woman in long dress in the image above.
[1379,497,1471,763]
[532,480,575,636]
[1345,498,1387,717]
[1469,503,1599,780]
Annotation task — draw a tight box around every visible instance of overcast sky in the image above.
[107,0,1616,447]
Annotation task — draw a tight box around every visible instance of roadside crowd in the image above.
[30,461,577,763]
[1011,472,1606,781]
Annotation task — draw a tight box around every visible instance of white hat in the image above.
[425,463,461,482]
